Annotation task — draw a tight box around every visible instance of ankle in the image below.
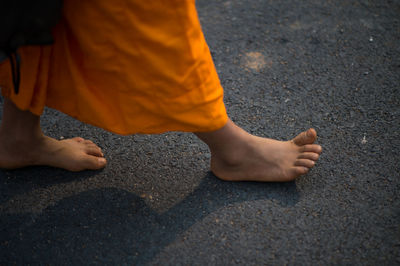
[0,127,44,147]
[196,118,254,165]
[210,136,255,166]
[0,98,43,142]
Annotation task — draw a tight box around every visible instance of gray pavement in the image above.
[1,0,399,265]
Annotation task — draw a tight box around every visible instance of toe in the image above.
[298,152,319,161]
[288,166,309,179]
[293,128,317,146]
[295,166,309,175]
[82,156,107,170]
[295,159,315,168]
[87,143,101,149]
[71,137,85,142]
[84,139,95,145]
[85,146,104,157]
[300,144,322,154]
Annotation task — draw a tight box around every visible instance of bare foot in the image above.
[0,135,107,171]
[196,119,322,182]
[0,99,106,171]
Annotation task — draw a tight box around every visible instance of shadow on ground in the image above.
[0,170,298,265]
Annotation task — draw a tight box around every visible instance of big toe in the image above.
[293,128,317,146]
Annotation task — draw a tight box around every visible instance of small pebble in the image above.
[361,135,367,144]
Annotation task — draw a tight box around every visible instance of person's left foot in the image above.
[0,135,107,171]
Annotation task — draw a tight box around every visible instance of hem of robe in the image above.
[0,56,228,135]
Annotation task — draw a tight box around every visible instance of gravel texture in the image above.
[1,0,399,265]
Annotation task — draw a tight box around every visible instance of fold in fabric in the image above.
[0,0,227,134]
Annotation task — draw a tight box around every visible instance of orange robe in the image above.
[0,0,227,135]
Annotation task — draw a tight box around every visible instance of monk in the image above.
[0,1,321,182]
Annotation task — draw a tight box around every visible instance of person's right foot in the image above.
[0,135,107,171]
[207,122,322,182]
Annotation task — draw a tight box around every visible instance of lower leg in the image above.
[0,98,107,171]
[195,118,322,182]
[0,97,45,142]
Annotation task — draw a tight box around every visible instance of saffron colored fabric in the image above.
[0,0,227,134]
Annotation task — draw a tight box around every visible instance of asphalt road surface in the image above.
[1,0,399,265]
